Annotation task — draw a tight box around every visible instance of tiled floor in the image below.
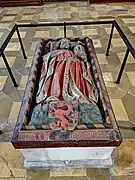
[0,1,135,179]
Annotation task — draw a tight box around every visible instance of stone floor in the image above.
[0,1,135,179]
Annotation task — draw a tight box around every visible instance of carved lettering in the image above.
[18,129,111,144]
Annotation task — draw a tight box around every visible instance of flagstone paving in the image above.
[0,1,135,179]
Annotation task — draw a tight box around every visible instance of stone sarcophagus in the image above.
[11,37,122,169]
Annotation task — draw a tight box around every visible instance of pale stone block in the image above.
[21,147,114,169]
[35,31,50,38]
[122,18,135,24]
[59,30,73,37]
[82,29,97,36]
[105,28,118,34]
[93,39,102,48]
[25,57,33,67]
[23,157,113,169]
[112,39,125,47]
[2,16,15,21]
[0,157,11,178]
[13,31,27,38]
[0,56,15,68]
[126,72,135,86]
[129,27,135,33]
[117,52,135,64]
[0,76,8,91]
[111,99,129,121]
[21,15,34,20]
[10,168,27,178]
[6,42,20,51]
[18,76,28,90]
[97,54,108,64]
[103,72,116,87]
[0,23,11,29]
[50,168,86,177]
[8,102,21,123]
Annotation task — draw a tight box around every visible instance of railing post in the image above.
[64,22,66,38]
[116,48,129,84]
[16,25,27,59]
[106,23,114,56]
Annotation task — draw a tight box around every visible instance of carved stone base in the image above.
[21,147,114,169]
[24,157,113,169]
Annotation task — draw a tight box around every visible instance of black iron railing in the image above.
[0,20,134,86]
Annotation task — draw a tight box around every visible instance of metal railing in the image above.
[0,20,134,86]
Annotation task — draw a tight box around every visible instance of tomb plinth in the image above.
[21,147,114,169]
[12,38,122,169]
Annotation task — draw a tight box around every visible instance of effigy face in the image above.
[12,38,122,149]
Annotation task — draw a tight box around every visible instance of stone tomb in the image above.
[12,37,122,169]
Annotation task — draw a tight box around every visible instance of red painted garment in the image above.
[35,39,100,133]
[37,49,97,104]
